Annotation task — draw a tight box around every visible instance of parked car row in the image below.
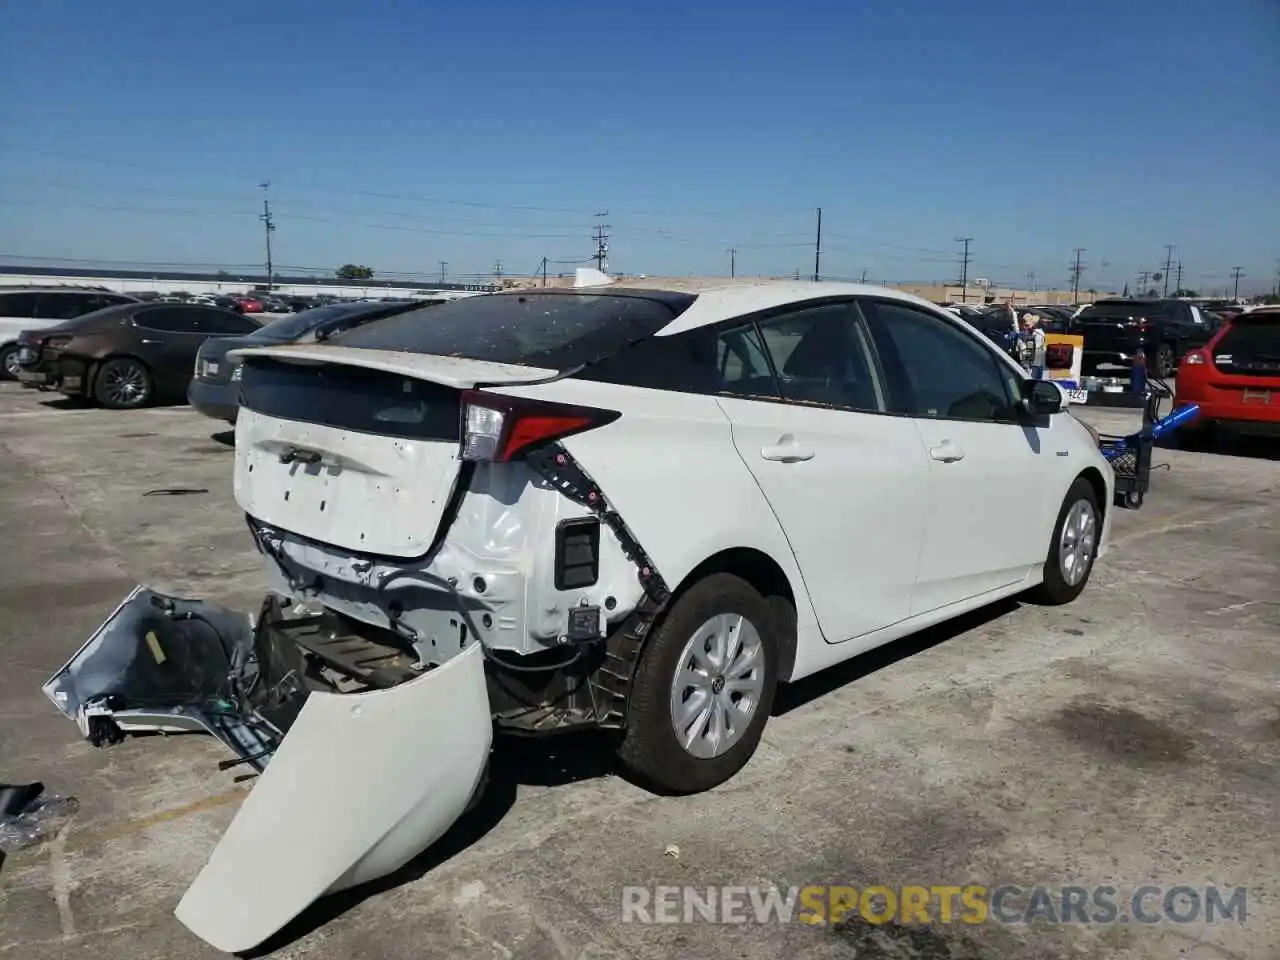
[8,294,432,411]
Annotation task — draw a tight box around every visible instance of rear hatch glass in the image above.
[1075,300,1173,322]
[1214,317,1280,377]
[239,359,461,441]
[330,290,693,370]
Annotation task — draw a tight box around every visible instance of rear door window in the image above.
[332,291,692,370]
[0,293,40,318]
[134,307,199,332]
[195,309,261,335]
[36,292,113,320]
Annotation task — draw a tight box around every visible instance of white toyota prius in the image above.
[45,280,1115,951]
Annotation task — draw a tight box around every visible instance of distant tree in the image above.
[216,270,230,279]
[1172,288,1199,298]
[1145,288,1160,298]
[1086,288,1097,296]
[336,264,374,280]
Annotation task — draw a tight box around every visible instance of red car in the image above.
[234,296,265,314]
[1174,305,1280,443]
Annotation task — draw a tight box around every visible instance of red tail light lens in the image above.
[460,390,620,462]
[1182,350,1208,366]
[1135,318,1153,332]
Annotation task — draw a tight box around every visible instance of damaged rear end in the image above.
[43,291,693,952]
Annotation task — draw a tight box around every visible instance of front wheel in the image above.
[0,344,20,381]
[1153,342,1177,378]
[1028,478,1101,605]
[94,357,153,409]
[617,573,779,794]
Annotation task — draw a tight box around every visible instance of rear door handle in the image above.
[140,338,161,345]
[929,441,966,463]
[760,435,814,463]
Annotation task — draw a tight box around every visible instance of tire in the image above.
[617,573,779,794]
[1153,342,1177,378]
[0,343,19,381]
[1028,477,1101,606]
[94,357,153,409]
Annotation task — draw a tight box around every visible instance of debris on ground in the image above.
[0,781,80,852]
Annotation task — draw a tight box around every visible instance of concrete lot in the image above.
[0,383,1276,959]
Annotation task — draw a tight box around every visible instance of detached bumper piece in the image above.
[43,586,491,953]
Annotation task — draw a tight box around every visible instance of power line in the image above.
[956,237,973,303]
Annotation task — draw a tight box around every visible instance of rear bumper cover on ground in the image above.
[42,586,492,953]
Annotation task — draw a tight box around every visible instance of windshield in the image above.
[332,291,694,370]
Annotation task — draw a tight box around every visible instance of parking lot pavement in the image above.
[0,382,1276,960]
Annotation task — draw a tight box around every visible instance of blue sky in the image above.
[1,0,1277,294]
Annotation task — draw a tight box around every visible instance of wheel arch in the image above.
[666,546,800,681]
[1076,465,1108,522]
[87,352,153,399]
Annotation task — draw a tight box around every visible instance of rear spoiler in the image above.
[226,343,559,390]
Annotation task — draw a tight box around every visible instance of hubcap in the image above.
[104,364,145,405]
[1059,499,1098,586]
[668,613,765,759]
[3,351,18,377]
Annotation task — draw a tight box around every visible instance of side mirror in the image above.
[1023,379,1066,416]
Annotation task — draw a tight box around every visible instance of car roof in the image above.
[0,286,138,297]
[1237,305,1280,318]
[650,281,951,337]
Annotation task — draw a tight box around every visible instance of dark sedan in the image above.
[15,302,262,409]
[187,299,425,423]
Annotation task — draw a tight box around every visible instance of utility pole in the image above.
[860,268,867,283]
[813,208,823,282]
[956,237,973,303]
[1070,248,1085,303]
[1175,260,1184,295]
[1230,266,1244,299]
[438,261,448,284]
[259,182,276,289]
[1025,270,1037,293]
[728,247,737,279]
[493,259,503,284]
[540,256,548,287]
[1162,245,1176,297]
[1138,270,1151,295]
[592,211,610,272]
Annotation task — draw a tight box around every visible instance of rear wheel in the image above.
[1028,478,1100,605]
[94,357,153,409]
[0,344,20,381]
[1153,342,1177,378]
[617,573,778,794]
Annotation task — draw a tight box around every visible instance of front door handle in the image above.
[140,338,161,345]
[929,441,965,463]
[760,435,815,463]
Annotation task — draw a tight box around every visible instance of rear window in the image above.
[1076,300,1173,320]
[332,291,691,370]
[1217,318,1280,357]
[239,359,461,441]
[254,302,415,341]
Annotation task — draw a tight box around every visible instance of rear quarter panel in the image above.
[495,378,824,646]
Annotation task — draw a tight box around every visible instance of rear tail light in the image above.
[1134,318,1154,332]
[1183,350,1208,366]
[460,390,619,462]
